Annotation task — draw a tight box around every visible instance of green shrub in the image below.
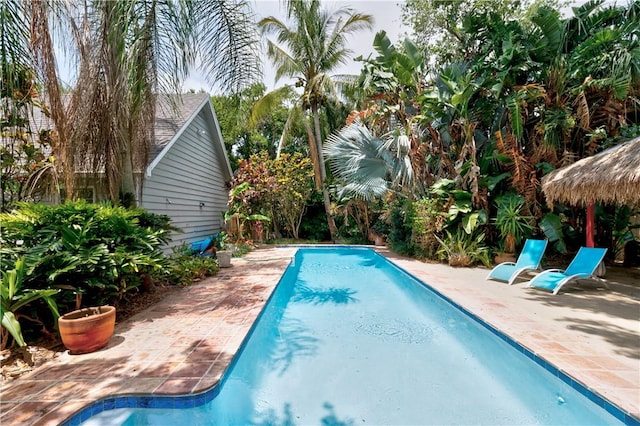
[0,255,60,349]
[411,198,447,259]
[0,201,171,312]
[161,244,219,285]
[298,196,330,241]
[387,198,416,255]
[231,241,251,257]
[493,193,533,253]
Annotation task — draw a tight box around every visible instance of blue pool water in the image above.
[79,247,626,425]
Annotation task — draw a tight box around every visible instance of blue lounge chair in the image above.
[527,247,608,295]
[486,239,548,285]
[190,234,216,257]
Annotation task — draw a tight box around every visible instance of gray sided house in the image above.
[143,93,233,251]
[23,93,232,251]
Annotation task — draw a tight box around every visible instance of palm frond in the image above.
[266,40,302,82]
[192,0,261,93]
[573,89,591,130]
[0,0,30,69]
[325,122,414,200]
[250,86,295,127]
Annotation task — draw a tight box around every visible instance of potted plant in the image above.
[493,241,516,264]
[370,216,390,246]
[58,305,116,354]
[214,232,233,268]
[1,202,171,355]
[493,193,534,261]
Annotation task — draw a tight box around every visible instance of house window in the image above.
[61,187,95,203]
[77,187,95,203]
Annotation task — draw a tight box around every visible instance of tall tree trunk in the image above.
[120,139,137,206]
[30,2,72,200]
[311,104,338,241]
[302,118,322,191]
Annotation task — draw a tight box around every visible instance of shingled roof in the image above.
[150,93,210,163]
[22,92,212,168]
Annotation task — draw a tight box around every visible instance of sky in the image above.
[183,0,408,93]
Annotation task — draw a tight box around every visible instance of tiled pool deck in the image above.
[1,245,638,425]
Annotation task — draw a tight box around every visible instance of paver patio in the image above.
[0,245,638,425]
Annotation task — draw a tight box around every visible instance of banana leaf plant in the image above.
[539,212,568,254]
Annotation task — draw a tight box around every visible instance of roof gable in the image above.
[146,93,232,180]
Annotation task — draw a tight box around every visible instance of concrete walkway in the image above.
[0,245,638,425]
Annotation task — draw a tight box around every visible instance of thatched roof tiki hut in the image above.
[542,136,640,250]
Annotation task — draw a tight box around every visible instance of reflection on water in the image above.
[293,283,358,305]
[252,402,355,426]
[271,318,319,375]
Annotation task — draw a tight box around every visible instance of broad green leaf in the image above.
[553,240,567,254]
[373,30,395,61]
[1,311,25,347]
[430,179,456,195]
[448,199,473,221]
[488,173,511,191]
[10,289,59,312]
[462,210,488,234]
[531,7,562,54]
[450,190,472,201]
[403,38,423,68]
[540,214,567,253]
[507,96,523,140]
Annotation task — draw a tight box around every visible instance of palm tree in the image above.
[258,0,373,241]
[324,121,414,201]
[2,0,261,205]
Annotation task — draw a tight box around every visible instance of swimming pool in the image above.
[75,247,626,425]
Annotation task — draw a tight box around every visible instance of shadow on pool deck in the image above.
[0,245,638,425]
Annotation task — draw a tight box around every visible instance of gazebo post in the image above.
[586,202,595,248]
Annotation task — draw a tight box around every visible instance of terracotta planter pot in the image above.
[58,305,116,354]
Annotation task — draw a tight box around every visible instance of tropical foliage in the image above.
[0,202,172,312]
[322,0,639,264]
[257,0,374,240]
[0,63,57,210]
[228,152,314,241]
[1,256,60,350]
[401,0,564,68]
[164,245,220,285]
[211,83,309,169]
